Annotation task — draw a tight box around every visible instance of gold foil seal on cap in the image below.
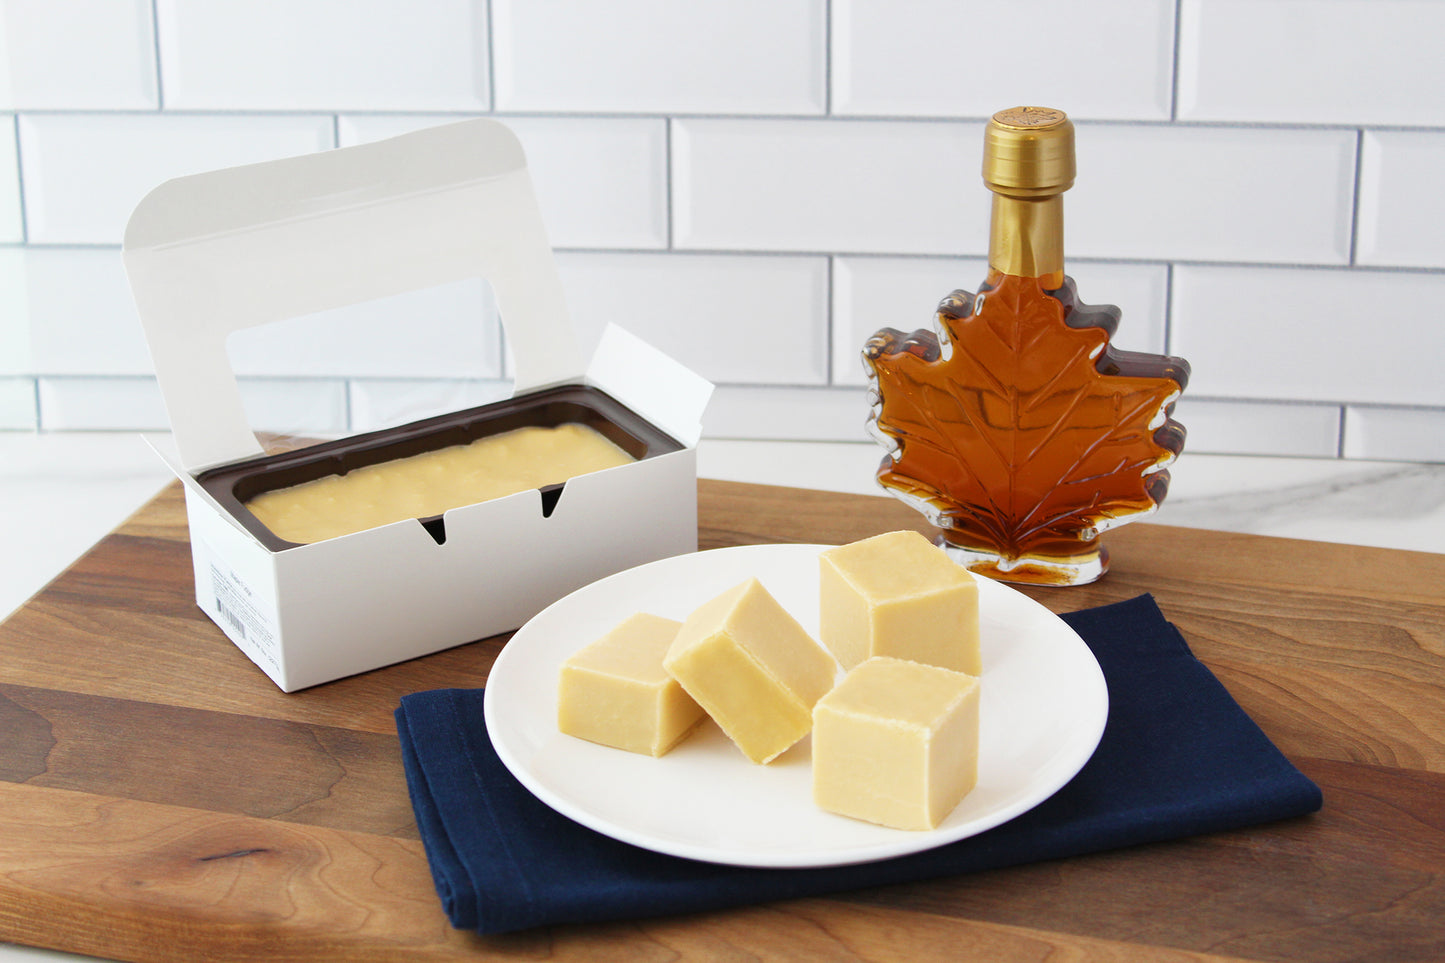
[983,106,1075,197]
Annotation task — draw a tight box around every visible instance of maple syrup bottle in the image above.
[864,107,1189,586]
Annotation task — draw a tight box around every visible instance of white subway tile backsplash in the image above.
[1178,0,1445,126]
[6,0,1445,463]
[1172,265,1445,408]
[552,251,829,386]
[674,119,987,255]
[1171,398,1342,458]
[833,0,1174,120]
[0,0,158,110]
[37,376,168,430]
[831,256,1168,386]
[1357,131,1445,269]
[339,115,669,250]
[0,378,37,430]
[1069,124,1356,265]
[236,378,349,436]
[703,385,873,442]
[492,0,825,115]
[1344,406,1445,463]
[0,247,152,375]
[348,378,513,434]
[224,278,502,380]
[2,118,20,243]
[155,0,489,111]
[18,113,334,245]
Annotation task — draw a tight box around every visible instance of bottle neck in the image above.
[987,192,1064,290]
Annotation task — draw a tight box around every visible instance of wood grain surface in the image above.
[1,479,1442,962]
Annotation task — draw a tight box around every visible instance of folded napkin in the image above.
[396,594,1322,934]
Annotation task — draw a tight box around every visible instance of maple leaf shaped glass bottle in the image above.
[864,106,1189,586]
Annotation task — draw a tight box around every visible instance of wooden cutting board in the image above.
[1,479,1442,962]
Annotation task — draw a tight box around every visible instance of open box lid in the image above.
[123,119,591,474]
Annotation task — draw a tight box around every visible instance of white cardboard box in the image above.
[122,119,712,691]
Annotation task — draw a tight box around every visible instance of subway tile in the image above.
[1171,265,1445,408]
[0,247,152,375]
[36,374,350,434]
[1069,124,1355,265]
[2,118,20,242]
[0,378,37,430]
[0,0,158,109]
[674,118,987,254]
[235,377,349,436]
[551,251,830,386]
[1344,406,1445,463]
[19,113,334,245]
[1177,0,1445,125]
[224,277,502,380]
[833,0,1173,120]
[1356,131,1445,269]
[37,376,169,430]
[1170,398,1342,458]
[335,114,465,145]
[0,249,24,372]
[831,257,1168,386]
[833,256,987,386]
[348,378,514,434]
[339,114,668,250]
[703,385,873,443]
[155,0,489,110]
[493,0,825,115]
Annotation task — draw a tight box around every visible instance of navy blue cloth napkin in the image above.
[395,594,1322,934]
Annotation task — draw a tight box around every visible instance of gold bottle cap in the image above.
[983,106,1075,197]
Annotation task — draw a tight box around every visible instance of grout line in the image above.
[543,246,1445,276]
[7,235,1445,278]
[1335,405,1347,459]
[665,117,674,250]
[484,0,497,111]
[150,0,165,109]
[1162,262,1175,353]
[1169,0,1184,121]
[9,103,1445,135]
[11,114,29,245]
[1348,128,1364,266]
[31,376,42,431]
[824,255,835,385]
[823,0,833,117]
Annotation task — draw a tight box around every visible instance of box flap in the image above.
[123,119,583,473]
[587,323,712,448]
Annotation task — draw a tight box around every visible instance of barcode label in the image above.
[216,599,247,639]
[207,559,279,673]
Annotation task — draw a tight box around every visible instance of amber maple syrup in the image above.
[865,107,1189,585]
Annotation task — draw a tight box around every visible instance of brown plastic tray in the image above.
[197,384,684,551]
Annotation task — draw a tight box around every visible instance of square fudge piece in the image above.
[819,530,980,674]
[664,578,836,764]
[557,613,705,756]
[813,656,981,831]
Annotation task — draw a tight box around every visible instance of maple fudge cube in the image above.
[819,530,980,674]
[663,578,836,764]
[557,613,705,756]
[813,656,981,831]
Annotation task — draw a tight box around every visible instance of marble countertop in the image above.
[3,430,1443,624]
[0,430,1442,962]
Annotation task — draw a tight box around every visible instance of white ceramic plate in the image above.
[484,543,1108,868]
